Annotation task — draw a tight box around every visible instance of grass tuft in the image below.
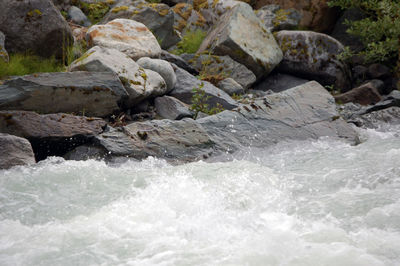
[172,29,207,55]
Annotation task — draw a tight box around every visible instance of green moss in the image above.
[111,6,129,13]
[171,29,207,55]
[72,0,111,24]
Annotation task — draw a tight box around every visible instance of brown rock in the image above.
[334,80,383,106]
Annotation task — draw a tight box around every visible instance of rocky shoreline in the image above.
[0,0,399,169]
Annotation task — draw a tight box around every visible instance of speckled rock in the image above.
[87,18,161,60]
[255,5,302,32]
[68,46,167,106]
[275,30,351,92]
[198,2,283,79]
[0,133,35,169]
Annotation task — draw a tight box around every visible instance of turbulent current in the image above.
[1,126,400,266]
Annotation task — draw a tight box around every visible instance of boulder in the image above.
[63,144,108,161]
[181,54,256,89]
[87,18,161,60]
[0,31,8,62]
[0,111,106,160]
[254,0,339,33]
[172,3,210,35]
[368,64,391,80]
[353,107,400,128]
[0,0,73,58]
[0,71,128,117]
[254,72,309,93]
[334,80,383,106]
[198,2,283,79]
[169,66,238,110]
[255,5,302,32]
[68,6,91,27]
[137,57,176,92]
[68,46,167,106]
[275,30,351,92]
[0,133,35,169]
[217,78,245,96]
[154,95,193,120]
[102,0,179,49]
[160,50,198,75]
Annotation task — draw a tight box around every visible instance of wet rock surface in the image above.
[0,133,35,169]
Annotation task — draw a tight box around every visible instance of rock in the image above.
[87,18,161,60]
[94,80,359,162]
[254,0,339,33]
[63,144,108,161]
[180,54,256,89]
[362,90,400,114]
[255,5,302,32]
[102,0,179,49]
[0,71,128,117]
[172,3,209,35]
[352,65,368,85]
[0,0,73,58]
[0,31,8,62]
[350,107,400,129]
[68,6,91,27]
[254,72,309,93]
[275,30,351,92]
[0,110,106,160]
[198,2,283,79]
[137,57,176,92]
[0,133,35,169]
[169,66,238,110]
[95,120,215,162]
[154,95,193,120]
[217,78,245,96]
[331,8,366,53]
[160,50,198,75]
[334,80,383,106]
[368,64,391,80]
[69,46,167,106]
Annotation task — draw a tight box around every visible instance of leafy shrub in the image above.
[172,29,207,55]
[190,82,224,119]
[328,0,400,65]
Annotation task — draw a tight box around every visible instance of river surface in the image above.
[1,125,400,266]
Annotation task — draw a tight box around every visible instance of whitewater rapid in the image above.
[0,126,399,266]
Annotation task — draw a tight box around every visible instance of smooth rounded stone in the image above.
[334,80,384,106]
[155,95,193,120]
[254,72,309,93]
[217,78,244,96]
[137,57,176,92]
[180,54,256,89]
[198,2,283,79]
[0,110,106,160]
[275,30,352,92]
[0,0,73,58]
[255,5,302,32]
[0,133,35,169]
[87,18,161,60]
[68,6,91,27]
[68,46,167,106]
[169,65,238,110]
[0,71,128,117]
[0,31,8,62]
[102,0,180,49]
[254,0,339,33]
[160,50,198,75]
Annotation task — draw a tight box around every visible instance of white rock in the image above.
[137,57,176,92]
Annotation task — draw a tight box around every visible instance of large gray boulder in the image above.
[0,111,106,160]
[68,46,167,106]
[0,0,73,58]
[0,31,8,62]
[137,57,176,92]
[94,81,359,162]
[169,66,238,110]
[102,0,179,49]
[198,2,283,79]
[68,6,91,27]
[181,54,256,89]
[0,72,128,117]
[0,133,35,169]
[87,19,162,60]
[275,30,351,92]
[155,95,193,120]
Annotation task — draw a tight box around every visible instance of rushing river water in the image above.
[0,125,399,266]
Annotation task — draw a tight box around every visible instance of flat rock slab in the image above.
[87,18,162,60]
[0,71,128,117]
[154,95,193,120]
[0,133,35,169]
[334,80,383,106]
[198,2,283,79]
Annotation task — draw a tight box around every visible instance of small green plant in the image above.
[172,29,207,55]
[190,82,224,119]
[72,0,111,24]
[328,0,400,65]
[0,53,67,79]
